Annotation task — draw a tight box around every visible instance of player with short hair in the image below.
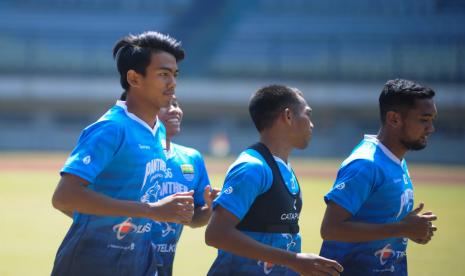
[51,31,194,275]
[151,95,219,276]
[319,79,438,275]
[205,84,343,275]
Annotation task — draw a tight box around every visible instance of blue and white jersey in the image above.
[151,143,210,276]
[208,149,301,276]
[320,135,414,276]
[52,101,167,276]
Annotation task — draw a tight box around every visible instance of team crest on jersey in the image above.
[180,164,195,181]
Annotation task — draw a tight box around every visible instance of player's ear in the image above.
[127,69,142,88]
[283,107,293,125]
[386,111,402,128]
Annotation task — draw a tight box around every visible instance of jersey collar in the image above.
[364,134,402,165]
[273,155,292,171]
[164,143,177,159]
[116,100,160,136]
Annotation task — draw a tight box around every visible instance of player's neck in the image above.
[377,129,407,160]
[260,132,291,163]
[125,96,159,128]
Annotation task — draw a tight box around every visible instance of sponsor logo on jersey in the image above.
[290,177,297,191]
[373,265,395,273]
[280,212,299,221]
[403,174,409,185]
[374,244,394,265]
[374,244,406,266]
[396,188,414,218]
[335,182,345,190]
[153,243,177,253]
[257,260,274,274]
[281,234,297,251]
[82,155,91,165]
[223,186,233,194]
[402,237,408,245]
[108,242,135,251]
[153,221,177,237]
[138,144,151,150]
[112,217,151,240]
[180,164,194,181]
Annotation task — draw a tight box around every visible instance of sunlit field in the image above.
[0,153,464,275]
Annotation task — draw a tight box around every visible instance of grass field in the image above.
[0,153,464,275]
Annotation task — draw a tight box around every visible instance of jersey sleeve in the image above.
[192,151,211,207]
[213,160,271,220]
[61,120,123,184]
[324,159,378,215]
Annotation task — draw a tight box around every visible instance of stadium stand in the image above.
[0,0,464,163]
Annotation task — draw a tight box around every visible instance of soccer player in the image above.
[152,95,220,276]
[51,31,195,275]
[319,79,438,275]
[205,84,343,275]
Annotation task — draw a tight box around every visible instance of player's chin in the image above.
[296,139,310,150]
[160,98,172,108]
[412,140,427,151]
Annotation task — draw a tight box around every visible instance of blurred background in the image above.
[0,0,464,164]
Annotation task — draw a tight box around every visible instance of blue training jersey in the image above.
[151,143,210,276]
[208,149,301,276]
[320,135,414,276]
[52,101,167,276]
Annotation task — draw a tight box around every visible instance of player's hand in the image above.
[288,253,343,276]
[401,203,437,241]
[202,185,221,210]
[149,191,194,224]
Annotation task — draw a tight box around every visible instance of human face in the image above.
[158,97,183,138]
[139,51,178,110]
[290,96,314,149]
[399,98,437,151]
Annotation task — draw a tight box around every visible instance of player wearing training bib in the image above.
[208,147,302,275]
[320,79,438,276]
[206,85,343,276]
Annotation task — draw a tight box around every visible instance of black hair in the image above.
[249,84,304,132]
[379,79,435,124]
[112,31,185,91]
[120,91,127,100]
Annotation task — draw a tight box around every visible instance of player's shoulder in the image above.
[341,157,377,172]
[171,143,203,159]
[341,140,378,172]
[84,113,125,136]
[342,137,380,166]
[227,149,269,176]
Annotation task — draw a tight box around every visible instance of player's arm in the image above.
[205,206,343,275]
[52,173,195,224]
[320,201,437,243]
[188,186,220,228]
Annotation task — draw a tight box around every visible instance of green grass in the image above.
[0,159,464,275]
